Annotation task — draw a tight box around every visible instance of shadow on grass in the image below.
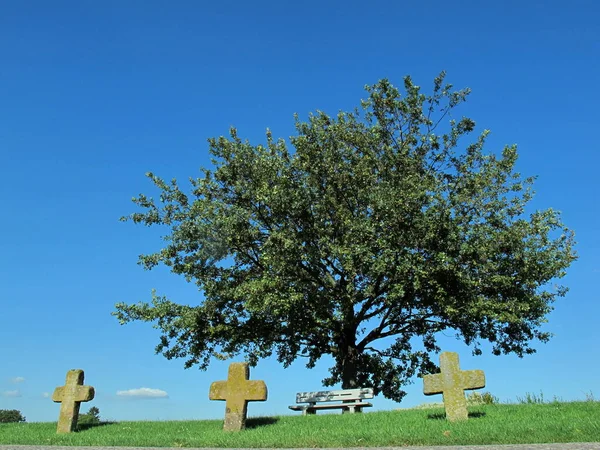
[245,417,279,429]
[427,411,486,420]
[77,421,118,431]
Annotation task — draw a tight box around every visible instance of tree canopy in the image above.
[114,72,576,402]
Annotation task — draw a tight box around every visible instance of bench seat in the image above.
[289,388,374,415]
[289,401,373,414]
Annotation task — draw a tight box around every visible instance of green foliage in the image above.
[0,409,26,423]
[78,406,101,426]
[584,391,596,402]
[517,391,546,404]
[114,72,576,402]
[467,391,499,405]
[514,392,564,406]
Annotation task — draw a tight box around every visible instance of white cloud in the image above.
[116,387,168,399]
[10,377,25,384]
[2,390,22,398]
[42,392,50,398]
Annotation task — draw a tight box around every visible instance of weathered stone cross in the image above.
[209,362,268,431]
[52,369,95,433]
[423,351,485,421]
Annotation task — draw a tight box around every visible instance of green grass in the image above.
[1,401,599,448]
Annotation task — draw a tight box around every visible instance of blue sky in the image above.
[1,0,598,423]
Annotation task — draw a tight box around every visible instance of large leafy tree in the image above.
[114,72,576,402]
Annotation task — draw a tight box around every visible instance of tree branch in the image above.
[356,273,387,322]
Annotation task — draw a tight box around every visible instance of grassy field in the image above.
[1,401,599,448]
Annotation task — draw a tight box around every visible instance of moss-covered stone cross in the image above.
[423,352,485,421]
[209,362,267,431]
[52,369,95,433]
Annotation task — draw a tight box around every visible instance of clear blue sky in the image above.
[1,0,598,423]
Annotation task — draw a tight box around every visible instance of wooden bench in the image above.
[288,388,374,415]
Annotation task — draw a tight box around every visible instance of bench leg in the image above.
[343,405,356,414]
[303,409,316,416]
[341,405,363,414]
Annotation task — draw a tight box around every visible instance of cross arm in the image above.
[51,387,64,403]
[423,373,444,395]
[245,380,268,401]
[461,370,485,390]
[76,386,95,401]
[209,381,228,401]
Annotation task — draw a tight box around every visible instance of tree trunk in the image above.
[341,346,359,389]
[339,327,359,389]
[339,294,359,389]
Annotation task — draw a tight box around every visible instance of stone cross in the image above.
[423,352,485,421]
[209,362,267,431]
[52,369,95,433]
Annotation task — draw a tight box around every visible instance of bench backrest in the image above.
[296,388,374,403]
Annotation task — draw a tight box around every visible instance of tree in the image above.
[114,72,576,402]
[0,409,26,423]
[78,406,101,426]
